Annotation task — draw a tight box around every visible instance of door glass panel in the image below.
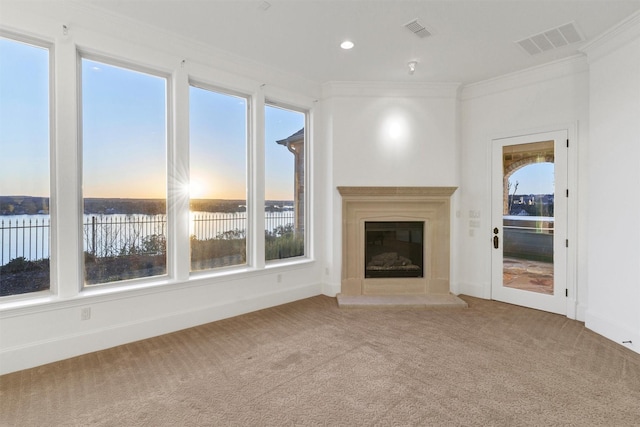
[502,141,554,295]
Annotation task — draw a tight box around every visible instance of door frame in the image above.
[489,125,578,319]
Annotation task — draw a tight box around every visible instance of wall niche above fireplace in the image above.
[338,186,459,303]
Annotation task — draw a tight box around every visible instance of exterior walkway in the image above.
[503,257,554,295]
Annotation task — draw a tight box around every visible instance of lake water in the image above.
[1,211,295,264]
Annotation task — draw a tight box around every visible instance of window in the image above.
[189,85,248,272]
[0,36,51,297]
[81,57,167,285]
[264,104,306,261]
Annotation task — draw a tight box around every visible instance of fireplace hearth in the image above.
[337,186,466,308]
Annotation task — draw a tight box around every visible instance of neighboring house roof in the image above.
[276,128,304,146]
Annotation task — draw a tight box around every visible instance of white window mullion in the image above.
[251,87,266,269]
[55,37,81,298]
[170,63,190,282]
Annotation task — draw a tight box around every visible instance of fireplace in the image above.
[365,221,424,278]
[337,186,459,301]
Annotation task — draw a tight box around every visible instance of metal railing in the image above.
[0,217,50,265]
[1,211,296,265]
[84,215,168,258]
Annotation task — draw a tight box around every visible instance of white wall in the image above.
[583,13,640,354]
[458,56,589,319]
[321,82,461,295]
[3,2,640,375]
[457,11,640,355]
[0,1,326,374]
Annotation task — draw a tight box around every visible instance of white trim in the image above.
[0,282,321,375]
[321,281,340,297]
[565,122,579,320]
[580,10,640,63]
[457,281,488,299]
[586,310,640,356]
[60,0,321,97]
[171,60,191,283]
[488,124,578,319]
[322,81,460,99]
[461,55,588,101]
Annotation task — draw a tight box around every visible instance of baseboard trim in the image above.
[457,281,488,299]
[585,310,640,355]
[321,282,340,297]
[0,283,321,375]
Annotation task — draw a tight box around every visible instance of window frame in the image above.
[0,33,315,300]
[187,80,252,275]
[0,31,55,299]
[263,100,310,264]
[77,50,172,289]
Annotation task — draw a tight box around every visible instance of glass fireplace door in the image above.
[365,221,424,278]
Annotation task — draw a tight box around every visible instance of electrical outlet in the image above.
[81,307,91,321]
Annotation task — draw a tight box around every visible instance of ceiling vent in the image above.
[516,22,584,56]
[404,19,432,38]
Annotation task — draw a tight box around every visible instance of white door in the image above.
[491,130,568,315]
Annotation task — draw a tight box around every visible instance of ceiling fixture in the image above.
[516,21,584,56]
[404,19,432,39]
[340,40,354,50]
[407,61,417,75]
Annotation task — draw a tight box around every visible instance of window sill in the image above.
[1,258,316,317]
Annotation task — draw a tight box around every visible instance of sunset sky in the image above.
[2,36,552,203]
[0,37,303,202]
[0,37,50,198]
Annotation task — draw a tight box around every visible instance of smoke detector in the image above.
[407,61,418,75]
[516,22,584,56]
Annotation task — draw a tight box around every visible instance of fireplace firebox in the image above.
[365,221,424,278]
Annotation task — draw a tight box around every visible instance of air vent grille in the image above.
[404,19,432,38]
[516,21,584,56]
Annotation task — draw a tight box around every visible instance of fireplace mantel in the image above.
[338,186,457,198]
[337,186,467,308]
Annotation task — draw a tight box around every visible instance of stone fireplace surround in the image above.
[337,186,467,309]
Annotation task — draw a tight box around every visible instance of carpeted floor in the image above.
[2,295,640,426]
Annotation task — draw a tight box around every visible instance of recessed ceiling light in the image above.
[340,40,354,50]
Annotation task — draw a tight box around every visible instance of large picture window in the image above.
[189,85,248,272]
[0,36,51,297]
[81,57,168,285]
[264,104,306,261]
[1,37,311,296]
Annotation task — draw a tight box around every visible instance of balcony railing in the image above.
[1,211,296,265]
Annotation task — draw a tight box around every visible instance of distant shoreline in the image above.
[0,196,294,216]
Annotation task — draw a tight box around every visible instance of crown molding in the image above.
[460,55,588,101]
[580,10,640,63]
[1,0,322,99]
[321,81,461,99]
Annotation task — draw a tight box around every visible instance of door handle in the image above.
[493,235,499,249]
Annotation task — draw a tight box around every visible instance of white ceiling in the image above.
[84,0,640,85]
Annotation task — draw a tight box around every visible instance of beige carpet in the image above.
[2,295,640,426]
